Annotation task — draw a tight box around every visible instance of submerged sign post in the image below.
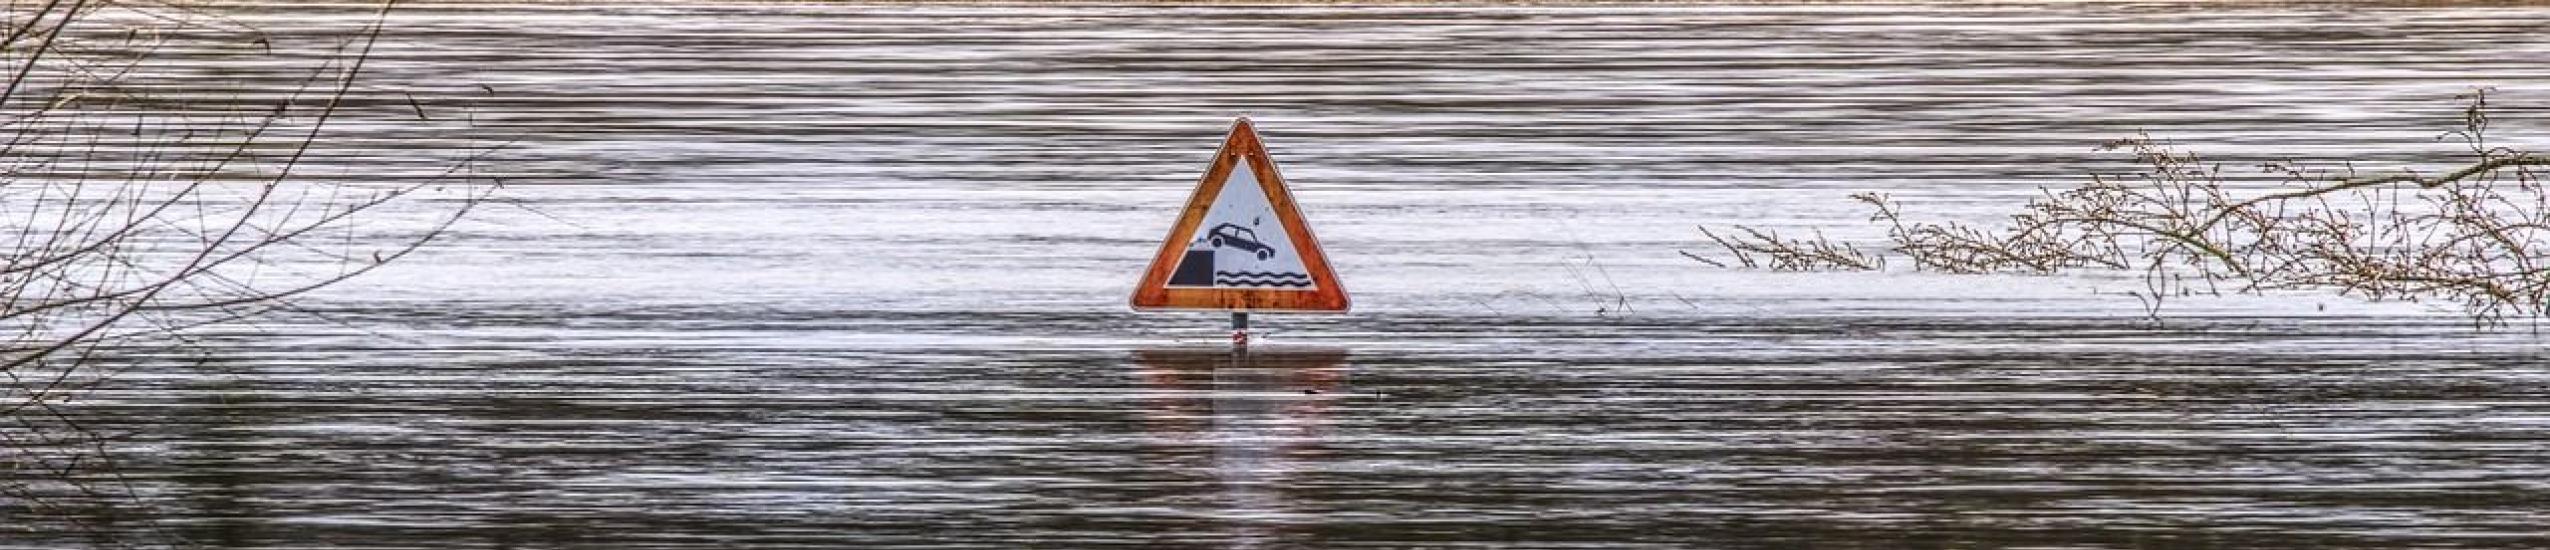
[1131,118,1348,344]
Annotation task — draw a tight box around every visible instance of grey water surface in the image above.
[20,3,2550,548]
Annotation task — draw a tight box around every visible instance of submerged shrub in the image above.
[1693,89,2550,327]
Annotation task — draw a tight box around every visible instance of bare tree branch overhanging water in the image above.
[1691,89,2550,327]
[3,0,490,533]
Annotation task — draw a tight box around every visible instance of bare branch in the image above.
[1690,89,2550,327]
[4,0,489,538]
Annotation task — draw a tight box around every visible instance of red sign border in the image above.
[1130,118,1350,313]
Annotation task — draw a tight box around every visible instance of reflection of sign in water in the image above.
[1132,118,1348,312]
[1132,348,1349,544]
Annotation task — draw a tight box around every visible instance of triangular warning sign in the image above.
[1131,118,1349,312]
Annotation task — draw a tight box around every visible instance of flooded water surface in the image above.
[15,3,2550,548]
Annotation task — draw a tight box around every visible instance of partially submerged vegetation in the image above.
[1692,90,2550,327]
[4,0,488,534]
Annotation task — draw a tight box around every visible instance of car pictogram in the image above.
[1207,223,1277,260]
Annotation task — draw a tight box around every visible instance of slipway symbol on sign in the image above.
[1130,118,1349,312]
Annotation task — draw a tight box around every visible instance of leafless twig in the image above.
[3,0,492,540]
[1691,89,2550,327]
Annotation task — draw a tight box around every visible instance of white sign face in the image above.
[1163,166,1317,289]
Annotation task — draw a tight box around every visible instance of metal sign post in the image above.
[1232,311,1250,346]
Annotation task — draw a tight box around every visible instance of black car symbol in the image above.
[1207,223,1277,260]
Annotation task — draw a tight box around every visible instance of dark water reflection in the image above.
[21,314,2550,548]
